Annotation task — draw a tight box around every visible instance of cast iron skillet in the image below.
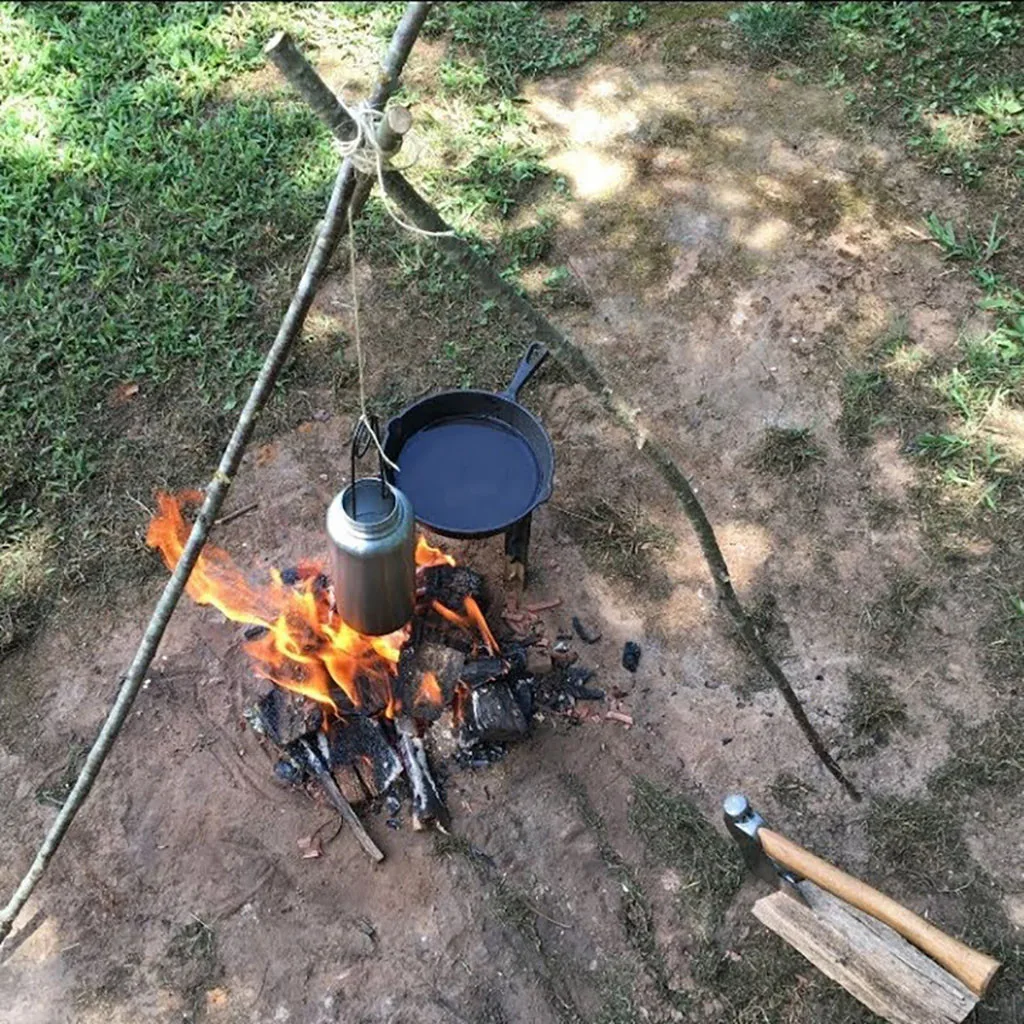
[382,343,554,538]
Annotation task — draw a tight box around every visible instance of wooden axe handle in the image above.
[759,827,1000,997]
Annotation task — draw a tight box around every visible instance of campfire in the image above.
[147,492,602,852]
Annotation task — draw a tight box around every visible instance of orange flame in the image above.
[415,670,443,710]
[431,598,498,656]
[146,492,487,718]
[416,536,456,568]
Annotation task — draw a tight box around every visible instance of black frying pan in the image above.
[383,343,554,538]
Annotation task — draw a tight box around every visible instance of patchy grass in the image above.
[838,369,889,448]
[34,737,87,808]
[932,710,1024,798]
[562,774,689,1014]
[866,796,970,888]
[844,671,907,747]
[558,498,674,597]
[731,2,1024,189]
[700,929,876,1024]
[863,571,932,651]
[768,770,815,813]
[629,778,744,930]
[751,427,824,476]
[162,914,221,1012]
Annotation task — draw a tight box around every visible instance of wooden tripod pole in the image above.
[0,0,432,946]
[378,170,860,802]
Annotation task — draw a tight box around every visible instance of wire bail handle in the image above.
[349,414,387,520]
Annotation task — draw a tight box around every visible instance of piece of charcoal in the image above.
[460,656,509,689]
[454,743,508,769]
[511,677,534,721]
[255,688,323,747]
[551,637,578,669]
[280,567,301,586]
[622,641,641,673]
[459,681,529,747]
[505,646,528,679]
[386,792,401,816]
[565,665,605,701]
[273,757,304,786]
[324,717,403,797]
[244,624,269,641]
[572,616,602,644]
[386,818,401,830]
[421,564,487,609]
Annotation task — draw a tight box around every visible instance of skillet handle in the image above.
[501,343,549,402]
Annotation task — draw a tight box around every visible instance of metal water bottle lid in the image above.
[327,419,416,637]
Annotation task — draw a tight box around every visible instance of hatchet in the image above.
[723,794,1000,998]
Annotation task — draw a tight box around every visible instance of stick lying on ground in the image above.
[0,0,432,946]
[379,170,861,802]
[260,35,858,799]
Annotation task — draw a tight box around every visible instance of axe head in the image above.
[723,793,807,904]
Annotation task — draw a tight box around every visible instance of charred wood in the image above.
[459,682,529,747]
[395,719,449,832]
[296,738,383,863]
[253,687,323,746]
[420,565,487,610]
[325,717,402,797]
[459,657,509,689]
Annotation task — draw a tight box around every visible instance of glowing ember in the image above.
[414,670,443,710]
[147,492,497,717]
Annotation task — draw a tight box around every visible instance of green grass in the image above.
[0,1,645,655]
[731,2,1024,189]
[837,369,888,448]
[557,498,674,598]
[751,426,824,476]
[844,671,907,747]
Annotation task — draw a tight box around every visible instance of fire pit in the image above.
[147,492,603,859]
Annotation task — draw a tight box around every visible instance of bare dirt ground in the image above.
[1,13,1019,1024]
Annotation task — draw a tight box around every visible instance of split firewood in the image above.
[395,719,449,833]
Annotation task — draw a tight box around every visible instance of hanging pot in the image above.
[326,418,416,636]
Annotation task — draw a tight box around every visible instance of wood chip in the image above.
[605,711,634,727]
[525,598,562,613]
[297,834,323,859]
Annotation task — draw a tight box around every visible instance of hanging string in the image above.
[347,202,399,472]
[335,98,454,240]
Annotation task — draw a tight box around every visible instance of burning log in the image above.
[253,687,323,746]
[397,642,465,720]
[420,564,487,610]
[395,719,449,832]
[459,681,529,747]
[325,717,403,798]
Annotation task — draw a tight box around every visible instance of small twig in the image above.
[124,492,153,517]
[214,502,259,527]
[605,711,634,727]
[299,739,384,863]
[525,598,562,613]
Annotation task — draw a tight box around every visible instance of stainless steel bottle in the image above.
[326,420,416,636]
